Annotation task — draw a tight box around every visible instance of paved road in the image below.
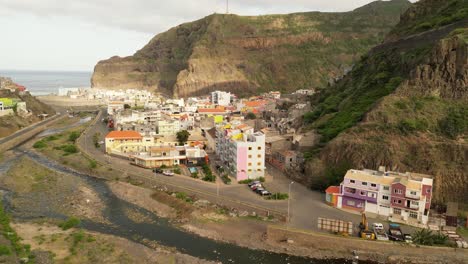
[79,109,417,235]
[0,114,63,145]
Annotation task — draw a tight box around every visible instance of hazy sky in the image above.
[0,0,417,72]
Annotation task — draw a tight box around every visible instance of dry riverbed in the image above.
[13,222,213,264]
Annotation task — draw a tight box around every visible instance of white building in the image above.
[211,91,232,106]
[108,102,125,115]
[216,122,266,181]
[156,119,181,136]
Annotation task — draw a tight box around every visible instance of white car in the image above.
[162,170,174,176]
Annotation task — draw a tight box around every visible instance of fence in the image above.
[317,217,353,235]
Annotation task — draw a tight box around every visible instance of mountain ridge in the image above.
[91,0,411,97]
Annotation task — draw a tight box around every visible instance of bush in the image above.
[0,245,11,256]
[45,135,59,141]
[191,172,199,179]
[61,144,78,154]
[238,177,265,184]
[68,131,81,142]
[439,107,468,139]
[413,229,450,246]
[245,112,256,120]
[89,159,97,169]
[202,173,216,182]
[58,217,81,230]
[33,140,47,149]
[221,174,231,184]
[173,168,181,174]
[175,192,193,203]
[268,193,289,200]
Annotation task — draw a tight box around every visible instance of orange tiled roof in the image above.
[244,100,267,107]
[105,130,142,139]
[325,186,340,194]
[198,108,226,113]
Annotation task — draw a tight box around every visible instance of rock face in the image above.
[302,0,468,203]
[92,0,411,97]
[397,36,468,99]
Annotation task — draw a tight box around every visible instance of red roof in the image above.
[244,100,267,108]
[105,130,142,139]
[325,186,340,194]
[198,108,226,113]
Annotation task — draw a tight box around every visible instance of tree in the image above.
[176,130,190,146]
[124,104,131,109]
[245,112,256,120]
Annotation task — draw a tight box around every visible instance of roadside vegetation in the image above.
[58,217,81,230]
[0,201,34,263]
[267,193,289,200]
[201,164,216,182]
[412,229,452,247]
[238,177,265,184]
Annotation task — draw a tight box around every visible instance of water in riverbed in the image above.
[1,150,370,264]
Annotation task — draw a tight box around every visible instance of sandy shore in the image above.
[37,95,103,107]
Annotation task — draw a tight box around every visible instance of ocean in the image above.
[0,70,92,96]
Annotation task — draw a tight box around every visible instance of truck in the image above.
[372,223,389,241]
[359,213,376,240]
[388,223,405,241]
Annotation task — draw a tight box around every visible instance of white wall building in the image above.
[211,91,232,106]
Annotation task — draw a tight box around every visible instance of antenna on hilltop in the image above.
[226,0,229,14]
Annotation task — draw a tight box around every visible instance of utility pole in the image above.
[287,181,294,226]
[226,0,229,14]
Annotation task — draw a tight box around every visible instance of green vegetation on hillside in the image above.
[92,0,411,97]
[304,44,432,142]
[388,0,468,39]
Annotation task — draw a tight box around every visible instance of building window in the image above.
[248,169,252,172]
[398,200,402,204]
[426,188,431,193]
[350,180,355,184]
[258,154,262,158]
[411,201,419,206]
[371,183,377,187]
[383,186,389,191]
[409,211,418,219]
[347,200,356,206]
[382,195,389,200]
[248,155,252,158]
[360,191,366,196]
[258,147,261,150]
[248,163,252,166]
[393,208,401,215]
[394,189,402,194]
[248,147,252,150]
[410,191,417,195]
[257,162,261,166]
[362,182,367,186]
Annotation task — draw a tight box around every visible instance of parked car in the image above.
[153,168,163,173]
[251,184,262,191]
[372,223,389,241]
[254,188,265,194]
[248,181,261,187]
[404,234,413,243]
[388,223,404,241]
[259,190,272,196]
[162,170,174,176]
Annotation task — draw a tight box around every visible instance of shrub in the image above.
[89,160,97,169]
[33,140,47,149]
[202,173,216,182]
[245,112,256,120]
[238,177,264,184]
[0,245,11,256]
[439,107,468,139]
[221,174,231,184]
[45,135,59,141]
[173,168,181,174]
[62,144,78,154]
[268,193,289,200]
[58,217,81,230]
[413,229,450,246]
[68,131,81,142]
[191,172,199,179]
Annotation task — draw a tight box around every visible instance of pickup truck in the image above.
[388,223,405,241]
[372,223,389,241]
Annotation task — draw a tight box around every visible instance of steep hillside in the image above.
[302,0,468,203]
[92,0,411,97]
[0,89,55,137]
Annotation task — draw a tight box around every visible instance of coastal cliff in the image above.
[92,0,411,97]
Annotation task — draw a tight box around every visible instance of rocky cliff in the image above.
[92,0,411,97]
[302,0,468,203]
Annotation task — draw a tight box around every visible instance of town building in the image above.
[156,119,181,136]
[211,91,232,106]
[327,168,434,226]
[216,122,266,181]
[108,101,125,115]
[132,145,207,168]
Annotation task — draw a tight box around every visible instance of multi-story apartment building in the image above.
[328,168,433,225]
[156,119,181,136]
[216,122,266,181]
[211,91,232,106]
